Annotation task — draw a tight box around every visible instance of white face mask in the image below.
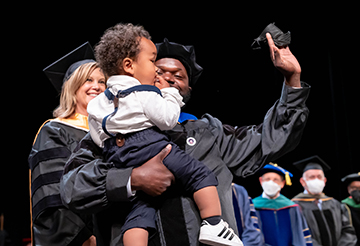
[305,178,325,194]
[261,180,281,197]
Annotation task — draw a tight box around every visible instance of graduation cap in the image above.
[155,38,203,87]
[43,42,95,93]
[341,173,360,187]
[251,23,291,50]
[293,155,331,173]
[259,162,293,186]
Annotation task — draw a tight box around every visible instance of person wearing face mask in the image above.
[292,156,357,246]
[253,163,312,246]
[342,173,360,245]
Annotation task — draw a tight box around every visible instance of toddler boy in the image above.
[88,23,242,246]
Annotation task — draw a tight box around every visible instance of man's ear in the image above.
[300,177,306,188]
[280,180,286,189]
[122,57,135,75]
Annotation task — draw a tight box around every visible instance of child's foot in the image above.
[199,219,243,246]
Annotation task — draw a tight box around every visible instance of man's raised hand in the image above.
[266,33,301,88]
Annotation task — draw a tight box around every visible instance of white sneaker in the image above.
[199,219,243,246]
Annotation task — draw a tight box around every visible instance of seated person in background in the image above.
[292,156,357,246]
[342,172,360,245]
[253,162,312,246]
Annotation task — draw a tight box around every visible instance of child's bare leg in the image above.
[193,186,221,219]
[196,186,243,245]
[123,228,148,246]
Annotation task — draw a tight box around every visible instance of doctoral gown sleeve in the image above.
[60,132,133,214]
[211,82,310,177]
[232,184,265,246]
[28,122,92,246]
[339,203,357,246]
[289,206,313,246]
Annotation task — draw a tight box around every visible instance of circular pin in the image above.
[186,137,196,146]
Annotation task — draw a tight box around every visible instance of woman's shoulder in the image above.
[32,119,55,145]
[33,118,87,148]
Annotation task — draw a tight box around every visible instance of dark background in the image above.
[1,4,358,244]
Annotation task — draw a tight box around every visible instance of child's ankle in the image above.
[203,215,221,225]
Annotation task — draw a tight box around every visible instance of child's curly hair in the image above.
[95,23,151,77]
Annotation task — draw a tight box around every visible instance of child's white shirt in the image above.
[88,75,184,147]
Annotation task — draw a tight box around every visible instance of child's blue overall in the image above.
[102,85,218,235]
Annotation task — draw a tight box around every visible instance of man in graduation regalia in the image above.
[342,172,360,245]
[292,156,357,246]
[253,163,312,246]
[61,26,311,246]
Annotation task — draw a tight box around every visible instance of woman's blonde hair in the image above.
[53,62,101,118]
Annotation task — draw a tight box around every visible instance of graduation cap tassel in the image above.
[285,172,292,186]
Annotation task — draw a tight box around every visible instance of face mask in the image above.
[261,180,281,197]
[351,190,360,204]
[305,178,325,194]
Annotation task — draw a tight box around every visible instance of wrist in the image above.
[130,167,141,191]
[285,72,301,88]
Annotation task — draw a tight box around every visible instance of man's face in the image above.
[300,169,327,192]
[348,181,360,195]
[155,58,191,102]
[260,172,285,188]
[302,169,325,181]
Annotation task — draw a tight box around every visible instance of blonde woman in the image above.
[29,57,106,245]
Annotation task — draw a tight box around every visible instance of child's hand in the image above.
[155,76,170,90]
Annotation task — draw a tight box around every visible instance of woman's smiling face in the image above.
[75,67,106,115]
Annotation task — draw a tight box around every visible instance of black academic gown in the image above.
[292,192,357,246]
[342,197,360,246]
[29,115,93,246]
[60,82,310,246]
